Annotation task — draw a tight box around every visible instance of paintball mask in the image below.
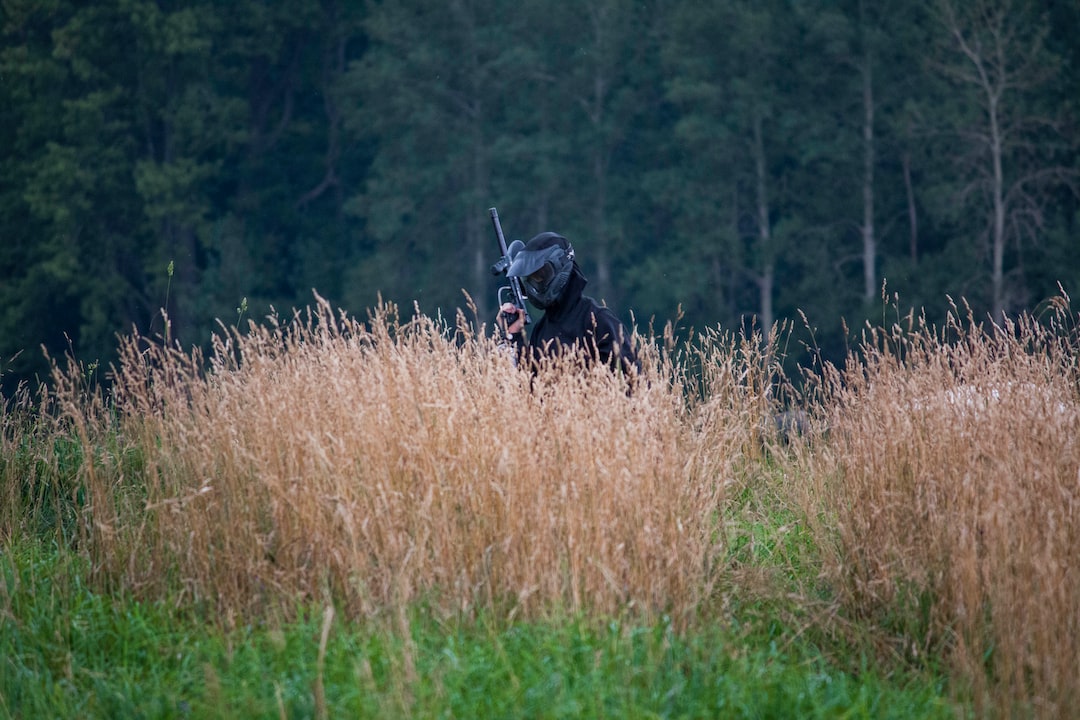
[507,232,575,309]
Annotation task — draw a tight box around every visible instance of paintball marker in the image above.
[488,207,531,337]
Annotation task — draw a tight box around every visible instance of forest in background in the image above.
[2,0,1078,393]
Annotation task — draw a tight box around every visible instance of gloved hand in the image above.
[497,302,526,338]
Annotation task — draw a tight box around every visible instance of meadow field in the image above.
[2,294,1078,718]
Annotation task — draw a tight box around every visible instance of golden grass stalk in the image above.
[54,295,776,628]
[797,301,1080,718]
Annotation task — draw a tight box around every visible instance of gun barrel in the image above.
[489,207,510,256]
[488,206,531,326]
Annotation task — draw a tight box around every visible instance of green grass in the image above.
[1,540,961,720]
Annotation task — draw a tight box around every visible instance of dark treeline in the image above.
[2,0,1078,393]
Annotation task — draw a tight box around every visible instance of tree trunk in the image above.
[592,147,611,303]
[989,92,1006,324]
[586,1,613,305]
[469,99,491,324]
[935,0,1066,325]
[861,22,877,302]
[903,150,919,263]
[753,112,774,333]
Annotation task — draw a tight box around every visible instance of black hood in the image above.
[541,264,587,319]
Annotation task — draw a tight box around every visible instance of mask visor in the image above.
[523,263,555,294]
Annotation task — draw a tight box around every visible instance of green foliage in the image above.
[1,0,1078,392]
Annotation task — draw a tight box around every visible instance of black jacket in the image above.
[512,266,639,376]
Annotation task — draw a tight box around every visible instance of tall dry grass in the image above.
[0,379,86,545]
[1,382,43,541]
[51,295,777,627]
[15,289,1080,714]
[794,299,1080,718]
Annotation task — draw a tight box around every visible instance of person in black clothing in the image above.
[497,231,639,377]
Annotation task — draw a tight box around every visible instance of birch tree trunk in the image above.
[935,0,1072,324]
